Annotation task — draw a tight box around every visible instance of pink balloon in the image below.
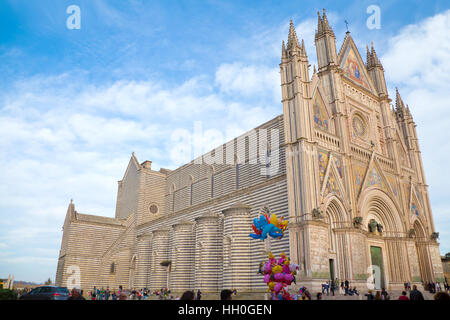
[264,262,272,274]
[284,273,294,284]
[274,282,283,293]
[273,273,284,282]
[264,274,271,283]
[282,265,290,274]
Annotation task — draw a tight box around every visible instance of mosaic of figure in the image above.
[341,47,371,90]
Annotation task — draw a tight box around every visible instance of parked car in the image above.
[19,286,69,300]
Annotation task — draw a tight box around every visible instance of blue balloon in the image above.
[249,215,283,241]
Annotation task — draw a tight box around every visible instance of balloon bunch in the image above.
[262,252,299,300]
[249,212,288,241]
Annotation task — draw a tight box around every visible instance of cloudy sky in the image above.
[0,0,449,283]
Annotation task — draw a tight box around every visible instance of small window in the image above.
[110,262,116,274]
[149,204,159,214]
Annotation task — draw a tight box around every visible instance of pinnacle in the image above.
[287,19,300,49]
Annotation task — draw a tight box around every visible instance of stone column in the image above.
[194,213,222,292]
[149,229,170,290]
[170,221,194,292]
[222,202,252,291]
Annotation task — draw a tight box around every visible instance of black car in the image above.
[19,286,70,300]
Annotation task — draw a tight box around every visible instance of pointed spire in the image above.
[282,40,287,59]
[395,88,406,120]
[287,19,300,50]
[316,8,335,38]
[317,11,323,34]
[366,45,371,66]
[322,8,330,31]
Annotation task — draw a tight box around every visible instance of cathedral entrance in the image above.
[369,246,385,289]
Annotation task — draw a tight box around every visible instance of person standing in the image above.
[380,288,390,300]
[410,285,425,300]
[330,280,335,296]
[112,290,117,300]
[105,287,110,300]
[344,280,349,296]
[196,289,202,300]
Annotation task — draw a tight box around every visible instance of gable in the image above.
[354,154,396,200]
[320,152,346,201]
[312,89,330,132]
[339,40,376,93]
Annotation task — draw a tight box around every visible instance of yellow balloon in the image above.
[272,265,282,274]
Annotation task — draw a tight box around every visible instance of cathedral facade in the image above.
[56,10,444,293]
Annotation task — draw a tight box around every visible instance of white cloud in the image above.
[215,63,279,101]
[382,10,450,253]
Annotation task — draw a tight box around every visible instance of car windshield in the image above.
[56,287,69,294]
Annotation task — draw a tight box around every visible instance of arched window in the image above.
[110,262,115,274]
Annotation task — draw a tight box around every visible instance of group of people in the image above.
[179,289,234,300]
[320,279,359,296]
[423,281,448,293]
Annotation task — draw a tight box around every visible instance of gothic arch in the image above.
[359,189,405,235]
[413,219,427,241]
[323,196,350,280]
[323,196,349,227]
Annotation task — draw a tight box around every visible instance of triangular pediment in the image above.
[395,130,411,167]
[339,36,377,94]
[321,152,346,200]
[357,153,395,199]
[312,88,331,132]
[410,186,424,218]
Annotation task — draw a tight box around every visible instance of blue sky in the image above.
[0,0,449,283]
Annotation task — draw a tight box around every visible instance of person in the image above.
[410,285,424,300]
[398,291,409,300]
[374,291,382,300]
[119,292,127,300]
[380,288,390,300]
[112,290,117,300]
[434,291,450,300]
[180,290,195,300]
[196,289,202,300]
[316,292,323,300]
[365,290,374,300]
[344,279,349,295]
[105,287,110,300]
[221,289,233,300]
[330,280,335,296]
[340,281,344,294]
[349,287,359,296]
[68,288,85,300]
